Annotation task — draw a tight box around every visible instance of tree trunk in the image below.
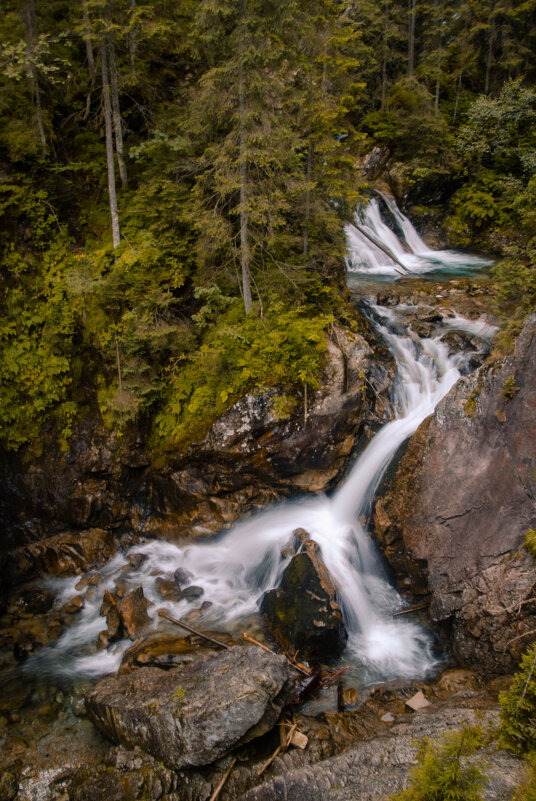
[434,49,441,114]
[24,0,47,158]
[108,36,128,187]
[238,0,252,315]
[128,0,138,73]
[484,20,495,94]
[408,0,416,78]
[452,68,463,123]
[303,143,313,258]
[82,0,95,73]
[82,0,96,119]
[101,40,121,249]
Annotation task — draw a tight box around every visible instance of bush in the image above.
[391,726,487,801]
[500,644,536,755]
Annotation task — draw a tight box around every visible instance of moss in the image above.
[524,530,536,560]
[500,375,520,402]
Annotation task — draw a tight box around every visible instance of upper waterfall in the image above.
[345,196,491,278]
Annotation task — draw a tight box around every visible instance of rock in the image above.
[101,587,152,641]
[96,630,109,650]
[62,595,85,614]
[362,146,390,180]
[381,712,396,723]
[127,553,148,571]
[155,578,183,603]
[375,311,536,673]
[14,587,54,615]
[117,588,152,640]
[0,764,19,801]
[280,528,309,559]
[182,586,204,601]
[119,631,237,674]
[405,691,430,711]
[173,568,193,588]
[85,646,298,769]
[0,529,117,587]
[260,538,348,660]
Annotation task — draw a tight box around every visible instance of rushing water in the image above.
[346,196,491,278]
[26,198,495,693]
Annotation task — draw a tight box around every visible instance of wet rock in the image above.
[85,646,298,769]
[260,538,348,660]
[155,578,183,603]
[375,312,536,673]
[117,588,152,640]
[100,587,152,642]
[362,146,390,180]
[0,764,19,801]
[127,553,148,571]
[173,567,193,588]
[182,586,204,601]
[280,528,309,559]
[119,631,237,674]
[1,529,117,587]
[96,630,109,650]
[16,587,54,615]
[62,595,85,614]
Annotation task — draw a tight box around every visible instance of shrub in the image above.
[500,644,536,755]
[391,726,487,801]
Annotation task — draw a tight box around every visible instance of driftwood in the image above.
[257,722,298,777]
[209,757,237,801]
[319,666,349,688]
[158,609,230,649]
[241,633,311,676]
[393,601,430,617]
[352,220,410,274]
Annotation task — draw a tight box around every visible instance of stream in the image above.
[21,198,496,707]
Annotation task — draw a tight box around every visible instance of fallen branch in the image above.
[257,722,298,777]
[241,633,311,676]
[504,628,536,649]
[158,610,230,650]
[351,220,410,274]
[209,757,237,801]
[319,666,349,688]
[393,601,430,617]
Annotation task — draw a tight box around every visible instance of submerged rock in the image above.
[260,538,348,660]
[375,312,536,673]
[85,646,298,769]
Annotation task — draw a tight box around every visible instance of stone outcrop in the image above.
[260,536,348,660]
[85,646,298,769]
[0,321,393,554]
[375,312,536,673]
[0,528,117,588]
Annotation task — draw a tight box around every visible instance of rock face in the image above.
[0,320,393,554]
[261,537,348,660]
[375,312,536,673]
[85,646,298,769]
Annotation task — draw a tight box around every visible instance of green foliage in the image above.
[525,530,536,561]
[154,300,330,449]
[500,375,520,402]
[391,726,487,801]
[512,758,536,801]
[499,644,536,756]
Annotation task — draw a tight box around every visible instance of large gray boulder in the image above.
[375,312,536,673]
[85,646,298,769]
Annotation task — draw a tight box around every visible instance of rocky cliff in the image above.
[375,312,536,673]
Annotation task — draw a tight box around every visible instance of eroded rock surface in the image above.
[260,537,348,660]
[375,312,536,672]
[85,646,298,769]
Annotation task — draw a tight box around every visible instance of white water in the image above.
[346,196,491,277]
[29,299,494,686]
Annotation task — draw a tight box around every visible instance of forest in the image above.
[1,0,535,455]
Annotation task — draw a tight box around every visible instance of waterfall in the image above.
[346,197,491,277]
[30,298,493,686]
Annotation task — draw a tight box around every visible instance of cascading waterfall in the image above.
[30,300,491,686]
[346,196,491,277]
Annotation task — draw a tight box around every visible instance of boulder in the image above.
[155,578,183,603]
[260,538,348,660]
[0,528,117,586]
[375,312,536,673]
[85,646,298,769]
[101,587,152,642]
